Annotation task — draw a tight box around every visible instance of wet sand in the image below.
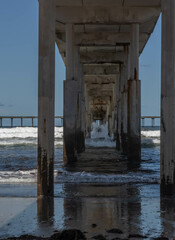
[0,183,175,239]
[0,148,174,239]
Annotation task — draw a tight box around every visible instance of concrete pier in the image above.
[55,0,160,170]
[161,0,175,195]
[37,0,56,196]
[36,0,175,196]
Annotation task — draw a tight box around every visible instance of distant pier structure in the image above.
[37,0,175,196]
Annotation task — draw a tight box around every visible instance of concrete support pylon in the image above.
[74,46,85,153]
[64,23,78,163]
[37,0,56,197]
[120,46,129,155]
[116,70,121,150]
[128,24,141,161]
[84,85,91,138]
[161,0,175,195]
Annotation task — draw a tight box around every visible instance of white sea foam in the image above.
[0,125,160,184]
[0,127,63,139]
[87,122,115,147]
[0,127,63,146]
[91,122,110,139]
[141,130,160,138]
[141,130,160,147]
[0,126,161,147]
[86,139,115,148]
[141,138,160,147]
[0,170,37,183]
[0,169,158,184]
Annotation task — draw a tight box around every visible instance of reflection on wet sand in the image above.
[63,184,142,239]
[161,197,175,238]
[37,196,54,225]
[65,148,128,174]
[34,148,175,239]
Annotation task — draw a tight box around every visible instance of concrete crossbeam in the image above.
[83,64,120,75]
[84,75,117,84]
[80,52,126,64]
[56,6,160,24]
[86,83,114,91]
[56,0,161,7]
[57,32,149,46]
[56,18,159,33]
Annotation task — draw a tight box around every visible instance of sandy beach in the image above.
[0,127,174,239]
[0,182,175,239]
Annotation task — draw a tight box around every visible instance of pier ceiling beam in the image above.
[55,6,160,24]
[80,46,125,53]
[84,75,117,84]
[83,64,120,75]
[88,89,113,97]
[86,83,114,91]
[89,96,111,103]
[56,32,150,46]
[56,16,159,34]
[56,0,161,7]
[80,52,126,64]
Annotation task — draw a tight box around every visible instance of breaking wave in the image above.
[141,129,160,147]
[0,169,158,184]
[0,125,160,184]
[0,126,160,148]
[0,127,63,146]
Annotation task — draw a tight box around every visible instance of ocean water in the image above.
[2,125,175,239]
[0,124,160,185]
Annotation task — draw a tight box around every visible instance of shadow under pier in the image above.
[65,148,129,174]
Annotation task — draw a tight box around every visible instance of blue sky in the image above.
[0,0,161,117]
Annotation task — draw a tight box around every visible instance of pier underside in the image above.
[56,0,160,162]
[37,0,175,196]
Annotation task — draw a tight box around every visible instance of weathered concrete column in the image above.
[38,0,56,197]
[84,85,91,137]
[120,46,129,154]
[74,46,85,153]
[116,70,121,150]
[161,0,175,195]
[128,24,141,161]
[64,23,78,163]
[120,64,128,154]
